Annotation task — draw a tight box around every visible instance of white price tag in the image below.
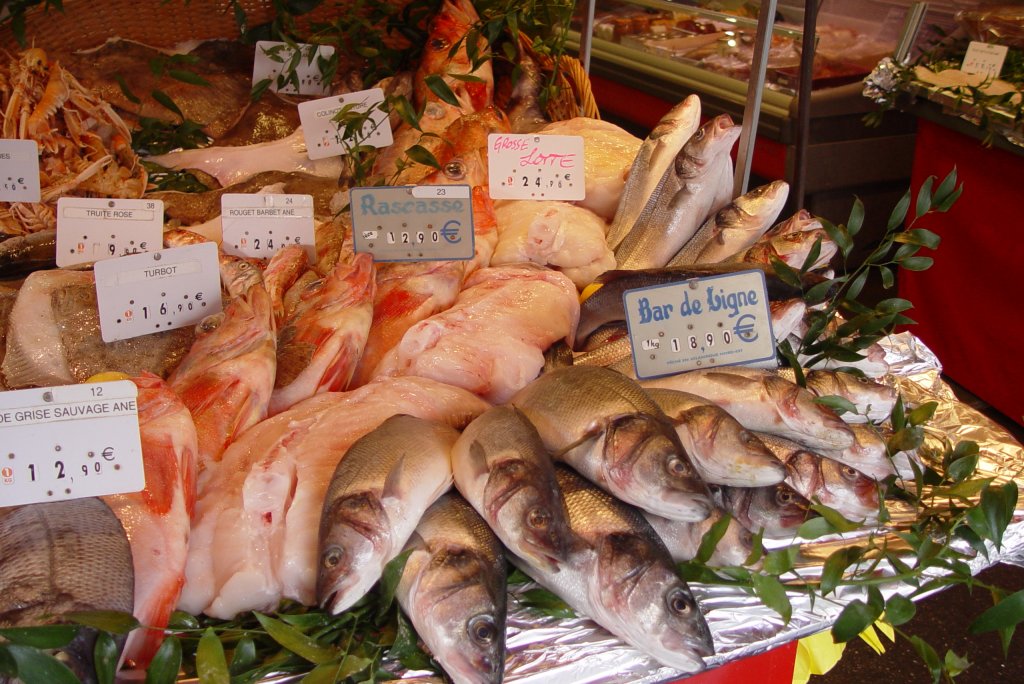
[350,185,475,262]
[0,381,144,507]
[0,139,41,202]
[221,193,316,261]
[623,270,776,379]
[487,133,585,201]
[962,41,1008,79]
[56,197,164,267]
[252,40,336,96]
[94,242,223,343]
[298,88,393,160]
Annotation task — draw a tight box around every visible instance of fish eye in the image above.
[444,160,466,180]
[667,456,688,476]
[197,314,224,333]
[840,465,860,480]
[526,507,551,530]
[775,488,794,505]
[692,128,706,141]
[322,546,343,569]
[430,37,450,52]
[468,615,497,645]
[666,588,694,616]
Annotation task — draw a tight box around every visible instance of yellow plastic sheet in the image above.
[792,619,897,683]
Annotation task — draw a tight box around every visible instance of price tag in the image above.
[221,193,316,261]
[252,40,336,96]
[0,381,144,507]
[298,88,393,160]
[623,270,776,379]
[94,242,222,343]
[961,41,1008,79]
[55,197,163,267]
[0,139,41,202]
[350,185,474,262]
[487,133,585,201]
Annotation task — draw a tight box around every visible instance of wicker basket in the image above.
[519,33,600,121]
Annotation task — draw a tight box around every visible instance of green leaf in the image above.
[151,90,184,119]
[520,588,576,619]
[936,477,994,499]
[887,189,911,230]
[876,297,913,313]
[821,219,853,259]
[167,611,200,630]
[897,228,941,249]
[405,144,441,169]
[893,242,920,262]
[744,528,765,567]
[424,74,460,107]
[820,546,864,595]
[944,649,971,677]
[67,610,140,634]
[915,176,934,217]
[832,599,880,643]
[253,612,339,664]
[803,279,834,306]
[376,549,412,620]
[390,611,433,670]
[800,236,823,273]
[885,594,917,626]
[751,573,792,624]
[933,166,958,205]
[251,77,272,102]
[908,635,943,683]
[797,516,837,539]
[810,504,862,533]
[0,625,76,649]
[763,546,798,576]
[390,95,421,131]
[814,394,858,416]
[847,198,865,236]
[888,426,924,453]
[980,481,1018,549]
[890,395,906,430]
[168,69,211,87]
[113,73,142,105]
[196,628,230,684]
[879,266,895,289]
[900,256,934,271]
[304,656,374,683]
[769,255,802,288]
[934,185,963,212]
[93,631,119,684]
[946,453,979,483]
[3,645,80,684]
[844,269,869,302]
[695,512,733,564]
[907,402,938,426]
[228,636,257,675]
[145,636,182,684]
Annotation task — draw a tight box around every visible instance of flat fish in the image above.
[213,92,302,146]
[1,270,194,388]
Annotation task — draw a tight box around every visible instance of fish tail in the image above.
[121,577,185,670]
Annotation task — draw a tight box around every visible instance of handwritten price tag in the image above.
[253,40,336,96]
[56,197,163,267]
[350,185,475,262]
[0,381,144,506]
[94,243,222,343]
[624,270,776,379]
[298,88,393,161]
[0,139,41,202]
[221,193,316,261]
[961,41,1008,79]
[487,133,585,201]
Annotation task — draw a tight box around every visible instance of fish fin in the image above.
[376,287,431,322]
[176,375,239,416]
[381,453,409,502]
[139,436,182,515]
[321,340,361,393]
[121,577,184,669]
[275,327,317,388]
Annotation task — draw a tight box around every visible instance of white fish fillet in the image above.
[371,264,580,403]
[178,376,488,619]
[492,200,616,288]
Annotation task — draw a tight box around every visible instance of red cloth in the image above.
[899,118,1024,425]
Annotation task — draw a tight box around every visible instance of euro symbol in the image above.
[440,220,461,244]
[101,447,115,461]
[733,314,759,343]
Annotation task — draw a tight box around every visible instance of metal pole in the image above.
[792,0,820,212]
[733,0,778,198]
[580,0,596,75]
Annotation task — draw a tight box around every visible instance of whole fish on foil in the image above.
[270,253,375,415]
[730,228,837,271]
[763,208,823,239]
[819,423,897,481]
[774,367,898,423]
[614,115,741,270]
[451,406,576,571]
[639,367,856,451]
[317,415,459,614]
[643,509,755,567]
[102,373,198,670]
[511,366,712,522]
[666,180,790,266]
[168,285,276,469]
[1,269,194,389]
[757,432,881,521]
[397,493,507,684]
[709,482,814,539]
[606,94,702,250]
[770,298,807,344]
[644,388,787,487]
[512,466,715,673]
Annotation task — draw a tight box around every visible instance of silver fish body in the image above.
[614,115,741,270]
[710,482,814,539]
[775,368,897,424]
[512,466,714,673]
[451,405,576,572]
[819,423,897,481]
[733,228,838,271]
[397,493,507,684]
[606,95,702,250]
[770,299,808,344]
[764,209,823,239]
[643,508,755,567]
[645,388,786,487]
[317,415,458,614]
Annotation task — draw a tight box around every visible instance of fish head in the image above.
[219,254,265,298]
[594,532,713,671]
[676,114,740,176]
[482,454,573,572]
[424,107,511,189]
[715,482,813,538]
[766,376,855,450]
[316,490,390,614]
[603,413,711,522]
[823,460,881,520]
[181,285,275,368]
[416,0,493,112]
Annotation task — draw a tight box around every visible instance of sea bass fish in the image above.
[511,466,714,672]
[317,415,458,614]
[731,228,837,271]
[614,115,741,270]
[270,253,375,415]
[511,366,711,522]
[451,406,576,572]
[168,285,276,469]
[643,509,755,567]
[774,368,897,423]
[709,482,814,539]
[102,374,198,670]
[644,388,786,487]
[819,423,897,481]
[667,180,790,266]
[639,367,856,451]
[397,494,507,684]
[607,95,702,250]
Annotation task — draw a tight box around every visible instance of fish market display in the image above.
[397,493,508,684]
[318,415,459,614]
[643,508,754,567]
[709,482,814,539]
[774,367,898,423]
[101,373,198,669]
[451,406,576,571]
